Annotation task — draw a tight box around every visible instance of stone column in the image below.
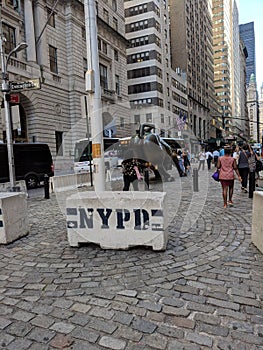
[24,0,36,62]
[33,1,48,67]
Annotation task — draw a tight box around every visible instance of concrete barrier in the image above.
[252,191,263,253]
[50,173,91,192]
[66,191,168,250]
[0,192,29,244]
[0,180,28,196]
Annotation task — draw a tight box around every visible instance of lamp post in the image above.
[0,39,28,191]
[84,0,105,191]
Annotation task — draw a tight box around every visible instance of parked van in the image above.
[0,143,54,189]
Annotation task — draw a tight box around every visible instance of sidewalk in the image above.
[0,170,263,350]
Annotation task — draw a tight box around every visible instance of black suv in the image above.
[0,143,54,189]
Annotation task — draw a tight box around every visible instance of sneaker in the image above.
[243,188,248,193]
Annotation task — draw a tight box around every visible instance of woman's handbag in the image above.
[134,166,143,181]
[212,169,220,182]
[256,159,263,172]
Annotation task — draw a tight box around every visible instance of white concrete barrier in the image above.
[51,173,91,192]
[66,191,168,250]
[0,180,28,196]
[252,191,263,253]
[0,192,29,244]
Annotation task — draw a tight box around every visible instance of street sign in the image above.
[10,94,20,104]
[10,78,41,92]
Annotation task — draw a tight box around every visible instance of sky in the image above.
[238,0,263,90]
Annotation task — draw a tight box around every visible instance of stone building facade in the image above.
[0,0,129,171]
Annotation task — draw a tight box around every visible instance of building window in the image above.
[2,23,16,54]
[120,117,124,127]
[114,49,118,61]
[112,0,117,11]
[99,64,108,89]
[146,113,152,122]
[113,17,118,31]
[161,114,164,123]
[6,0,19,11]
[134,114,140,124]
[83,58,87,78]
[102,41,107,54]
[55,131,63,156]
[47,8,55,27]
[103,9,109,23]
[49,45,58,74]
[115,75,120,95]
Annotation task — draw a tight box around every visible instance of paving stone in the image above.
[87,318,117,334]
[70,325,99,343]
[0,333,15,348]
[5,320,33,337]
[131,318,158,334]
[89,306,115,320]
[27,327,56,343]
[70,302,91,313]
[49,333,74,349]
[6,338,32,350]
[185,331,213,347]
[30,315,55,328]
[99,336,126,350]
[0,317,12,329]
[50,321,75,334]
[143,334,168,349]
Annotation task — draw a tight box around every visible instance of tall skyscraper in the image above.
[124,0,188,139]
[169,0,214,142]
[239,22,256,86]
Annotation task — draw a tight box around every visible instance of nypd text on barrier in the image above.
[67,207,164,231]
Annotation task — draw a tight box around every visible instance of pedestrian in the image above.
[217,146,242,208]
[205,150,213,170]
[219,147,225,156]
[198,150,206,171]
[212,148,220,168]
[121,149,144,191]
[232,145,240,164]
[237,144,250,193]
[182,150,191,174]
[247,145,260,192]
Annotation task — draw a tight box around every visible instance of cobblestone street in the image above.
[0,170,263,350]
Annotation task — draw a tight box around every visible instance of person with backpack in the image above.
[238,144,250,193]
[205,150,213,170]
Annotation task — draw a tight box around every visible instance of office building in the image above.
[239,22,256,87]
[124,0,188,140]
[169,0,214,146]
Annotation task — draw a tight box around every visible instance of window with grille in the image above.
[47,8,55,27]
[100,64,108,89]
[2,23,16,54]
[49,45,58,74]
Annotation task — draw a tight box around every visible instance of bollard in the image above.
[249,171,255,199]
[144,168,150,190]
[193,168,199,192]
[44,174,50,199]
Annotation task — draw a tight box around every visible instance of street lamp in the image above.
[0,40,28,191]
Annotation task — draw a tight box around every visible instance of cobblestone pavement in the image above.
[1,169,263,350]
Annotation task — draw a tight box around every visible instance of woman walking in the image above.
[238,144,250,193]
[217,147,242,208]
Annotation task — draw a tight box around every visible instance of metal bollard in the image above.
[44,174,50,199]
[193,168,199,192]
[249,171,255,199]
